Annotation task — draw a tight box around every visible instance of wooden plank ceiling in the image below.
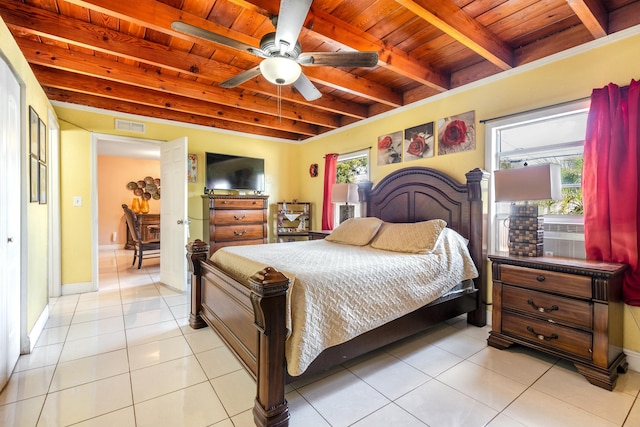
[2,0,639,141]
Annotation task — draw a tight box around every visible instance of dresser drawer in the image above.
[500,264,592,299]
[213,224,265,241]
[213,198,265,209]
[213,209,264,225]
[502,312,593,359]
[503,285,592,329]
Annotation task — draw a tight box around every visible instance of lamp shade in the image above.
[494,164,562,202]
[331,183,359,204]
[259,57,302,85]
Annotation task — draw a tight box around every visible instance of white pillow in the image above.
[370,219,447,254]
[325,217,383,246]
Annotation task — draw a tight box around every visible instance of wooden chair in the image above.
[122,204,160,269]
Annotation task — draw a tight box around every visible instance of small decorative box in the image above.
[508,242,544,257]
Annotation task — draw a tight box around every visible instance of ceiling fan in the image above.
[171,0,379,101]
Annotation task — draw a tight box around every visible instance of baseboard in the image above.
[624,348,640,373]
[62,281,97,295]
[26,304,50,353]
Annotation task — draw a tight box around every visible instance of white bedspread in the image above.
[211,228,478,376]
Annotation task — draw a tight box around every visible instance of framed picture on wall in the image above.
[187,153,197,183]
[39,163,47,204]
[39,118,47,164]
[29,106,39,156]
[30,155,39,203]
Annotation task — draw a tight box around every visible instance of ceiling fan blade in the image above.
[171,21,265,57]
[298,52,379,68]
[274,0,312,54]
[219,66,262,88]
[294,73,322,101]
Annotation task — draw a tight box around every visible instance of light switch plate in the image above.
[73,196,82,207]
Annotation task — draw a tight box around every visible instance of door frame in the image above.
[91,133,161,289]
[48,110,61,298]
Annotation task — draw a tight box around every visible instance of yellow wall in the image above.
[1,19,54,332]
[97,156,161,246]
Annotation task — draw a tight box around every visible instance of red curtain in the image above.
[583,79,640,306]
[321,153,339,230]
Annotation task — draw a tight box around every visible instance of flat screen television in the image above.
[205,153,265,192]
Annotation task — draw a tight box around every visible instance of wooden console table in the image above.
[125,213,160,249]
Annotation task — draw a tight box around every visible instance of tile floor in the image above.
[1,248,640,426]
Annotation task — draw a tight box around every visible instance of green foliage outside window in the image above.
[336,157,368,183]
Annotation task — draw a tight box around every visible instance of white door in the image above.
[0,58,21,389]
[160,137,189,291]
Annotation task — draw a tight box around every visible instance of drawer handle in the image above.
[527,299,559,313]
[234,230,247,236]
[526,326,558,342]
[252,201,257,204]
[536,275,546,282]
[234,214,246,220]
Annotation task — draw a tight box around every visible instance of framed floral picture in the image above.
[187,153,197,183]
[39,163,47,204]
[404,122,434,161]
[30,155,39,203]
[377,131,403,165]
[39,118,47,163]
[437,111,476,156]
[29,106,39,156]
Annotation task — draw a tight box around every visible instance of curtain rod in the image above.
[479,96,591,124]
[323,146,371,158]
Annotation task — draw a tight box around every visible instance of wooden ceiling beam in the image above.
[32,65,320,137]
[46,87,302,140]
[395,0,514,70]
[15,37,341,129]
[566,0,608,38]
[58,0,400,106]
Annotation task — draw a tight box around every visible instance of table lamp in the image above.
[494,164,562,256]
[331,183,359,223]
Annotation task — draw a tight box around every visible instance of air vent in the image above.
[115,119,146,133]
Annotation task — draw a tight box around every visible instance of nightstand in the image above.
[308,230,332,240]
[487,254,628,390]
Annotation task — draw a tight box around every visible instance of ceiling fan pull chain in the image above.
[278,85,282,124]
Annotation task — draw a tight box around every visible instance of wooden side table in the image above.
[488,254,628,390]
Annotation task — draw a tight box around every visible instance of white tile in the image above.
[210,369,256,417]
[168,303,190,319]
[35,325,69,347]
[125,319,182,347]
[0,365,56,405]
[427,327,487,359]
[49,349,129,392]
[436,360,528,411]
[37,373,132,427]
[504,388,618,427]
[625,398,640,426]
[296,369,390,427]
[127,335,193,370]
[345,351,430,400]
[286,390,331,427]
[14,343,63,372]
[184,328,226,353]
[195,345,243,379]
[0,395,46,427]
[395,380,497,426]
[130,355,207,403]
[70,406,136,427]
[467,346,556,386]
[58,331,127,363]
[66,316,125,341]
[45,312,73,328]
[486,413,528,426]
[532,363,636,425]
[72,304,123,324]
[163,293,190,307]
[350,403,426,427]
[387,337,463,377]
[230,409,255,427]
[134,382,228,427]
[123,306,175,329]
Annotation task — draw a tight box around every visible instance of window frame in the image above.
[334,148,370,224]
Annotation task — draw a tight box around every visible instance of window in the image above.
[334,149,369,223]
[485,100,590,258]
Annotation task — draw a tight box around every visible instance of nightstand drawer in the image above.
[501,264,592,299]
[214,224,265,241]
[503,285,592,329]
[213,209,264,225]
[502,312,593,359]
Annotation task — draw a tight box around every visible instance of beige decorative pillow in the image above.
[325,217,383,246]
[370,219,447,254]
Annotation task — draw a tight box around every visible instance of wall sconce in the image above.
[331,183,359,224]
[494,164,562,256]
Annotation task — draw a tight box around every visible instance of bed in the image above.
[186,167,488,427]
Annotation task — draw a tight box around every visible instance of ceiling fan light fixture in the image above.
[259,57,301,85]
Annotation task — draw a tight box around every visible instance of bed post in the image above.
[465,168,489,327]
[186,239,209,329]
[250,267,290,427]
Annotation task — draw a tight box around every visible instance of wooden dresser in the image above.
[487,254,628,390]
[202,194,269,254]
